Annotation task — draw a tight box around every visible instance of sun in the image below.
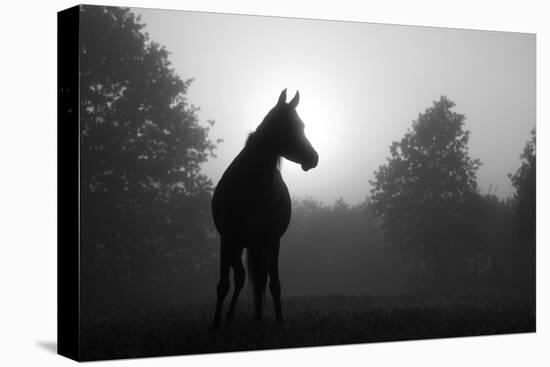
[296,90,334,159]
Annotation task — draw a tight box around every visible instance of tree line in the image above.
[78,6,535,314]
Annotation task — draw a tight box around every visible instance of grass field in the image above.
[80,293,535,361]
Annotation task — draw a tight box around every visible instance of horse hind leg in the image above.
[253,269,268,322]
[213,240,230,329]
[226,250,245,321]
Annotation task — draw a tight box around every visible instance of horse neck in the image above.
[243,134,280,180]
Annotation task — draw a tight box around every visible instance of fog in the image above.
[134,7,535,204]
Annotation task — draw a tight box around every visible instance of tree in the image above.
[78,6,217,306]
[508,128,536,293]
[370,96,482,292]
[509,128,536,244]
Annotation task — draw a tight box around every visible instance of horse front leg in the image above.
[268,240,283,323]
[248,244,268,322]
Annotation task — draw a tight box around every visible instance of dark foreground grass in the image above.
[80,294,535,361]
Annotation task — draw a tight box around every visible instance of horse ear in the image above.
[277,88,287,106]
[289,90,300,109]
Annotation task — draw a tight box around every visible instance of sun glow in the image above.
[298,91,335,160]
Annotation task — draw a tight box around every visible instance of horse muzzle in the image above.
[301,151,319,171]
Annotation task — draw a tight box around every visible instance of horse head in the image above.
[258,89,319,171]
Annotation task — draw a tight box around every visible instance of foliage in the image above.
[508,128,536,292]
[369,97,482,290]
[280,198,408,294]
[509,128,536,243]
[78,6,217,305]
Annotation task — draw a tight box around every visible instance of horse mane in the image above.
[245,132,256,147]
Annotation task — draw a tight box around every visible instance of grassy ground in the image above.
[80,293,535,361]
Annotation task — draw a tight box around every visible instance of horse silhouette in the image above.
[211,89,319,328]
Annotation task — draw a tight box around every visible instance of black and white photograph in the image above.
[1,1,548,366]
[56,4,537,361]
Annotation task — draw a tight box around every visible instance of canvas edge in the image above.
[57,4,81,362]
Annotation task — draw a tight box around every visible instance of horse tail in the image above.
[246,244,267,306]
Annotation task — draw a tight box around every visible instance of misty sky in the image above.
[132,7,535,205]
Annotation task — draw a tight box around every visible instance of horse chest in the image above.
[213,166,291,240]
